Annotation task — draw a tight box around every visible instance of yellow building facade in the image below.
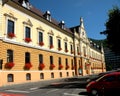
[0,0,106,86]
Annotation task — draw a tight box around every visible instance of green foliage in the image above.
[100,6,120,53]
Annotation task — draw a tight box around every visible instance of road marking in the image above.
[63,93,81,96]
[5,90,29,93]
[29,87,39,90]
[46,89,59,93]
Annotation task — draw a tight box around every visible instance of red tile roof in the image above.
[7,0,73,34]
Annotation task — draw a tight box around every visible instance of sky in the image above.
[29,0,120,40]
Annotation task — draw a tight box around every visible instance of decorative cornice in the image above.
[23,19,33,27]
[4,13,17,20]
[48,30,54,35]
[56,35,61,39]
[36,26,44,31]
[64,37,68,41]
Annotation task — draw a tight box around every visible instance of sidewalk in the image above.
[0,75,90,91]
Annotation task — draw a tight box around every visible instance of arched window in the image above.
[66,72,69,77]
[8,74,14,82]
[39,54,43,64]
[40,73,44,79]
[60,72,62,77]
[25,52,30,63]
[26,73,31,80]
[51,72,54,78]
[7,49,13,62]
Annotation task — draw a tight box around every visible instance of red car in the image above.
[86,72,120,96]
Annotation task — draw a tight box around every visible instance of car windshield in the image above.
[95,74,106,82]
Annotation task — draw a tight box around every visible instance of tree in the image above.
[100,7,120,53]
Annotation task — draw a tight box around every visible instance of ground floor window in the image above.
[60,72,62,77]
[26,73,31,80]
[8,74,14,82]
[51,72,54,78]
[66,72,69,77]
[40,73,44,79]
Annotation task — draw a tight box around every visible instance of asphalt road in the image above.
[0,76,90,96]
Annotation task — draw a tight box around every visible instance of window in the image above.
[7,20,14,34]
[25,26,31,38]
[103,76,116,82]
[40,73,44,79]
[26,73,31,80]
[39,32,43,42]
[24,26,31,43]
[25,52,30,63]
[64,42,68,52]
[39,54,43,64]
[83,47,86,56]
[8,74,14,82]
[66,72,69,77]
[51,72,54,78]
[71,59,74,69]
[65,42,67,50]
[77,46,80,54]
[65,58,69,69]
[49,36,53,46]
[7,50,13,62]
[50,56,53,64]
[65,58,68,65]
[70,44,73,53]
[0,59,3,69]
[58,39,61,48]
[58,57,61,65]
[72,72,75,76]
[60,72,62,77]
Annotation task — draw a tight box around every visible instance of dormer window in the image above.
[19,0,30,9]
[44,11,51,21]
[59,20,65,29]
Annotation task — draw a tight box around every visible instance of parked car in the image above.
[86,72,120,96]
[86,69,120,84]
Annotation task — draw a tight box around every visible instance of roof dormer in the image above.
[59,20,65,29]
[18,0,31,9]
[44,10,51,21]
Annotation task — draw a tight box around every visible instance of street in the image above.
[0,77,89,96]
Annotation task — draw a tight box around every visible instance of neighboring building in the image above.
[0,0,106,86]
[104,48,120,70]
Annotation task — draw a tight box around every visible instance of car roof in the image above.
[96,72,120,81]
[104,72,120,76]
[98,70,120,76]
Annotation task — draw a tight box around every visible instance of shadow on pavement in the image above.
[78,91,88,95]
[39,82,87,89]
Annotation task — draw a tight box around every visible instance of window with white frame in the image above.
[39,32,43,43]
[58,39,61,50]
[4,13,17,38]
[7,20,14,34]
[7,20,15,38]
[64,42,68,52]
[24,26,32,43]
[49,36,53,48]
[8,74,14,82]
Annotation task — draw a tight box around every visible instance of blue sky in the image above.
[29,0,120,40]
